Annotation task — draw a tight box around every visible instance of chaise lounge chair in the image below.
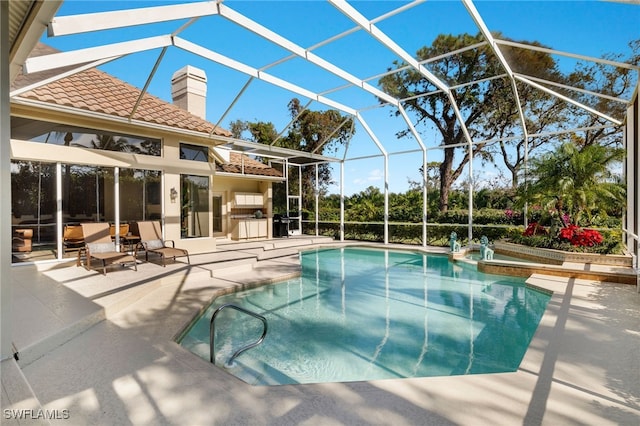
[81,223,137,275]
[136,221,190,267]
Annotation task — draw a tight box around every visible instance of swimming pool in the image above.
[179,247,550,386]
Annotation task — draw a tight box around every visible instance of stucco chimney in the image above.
[171,65,207,119]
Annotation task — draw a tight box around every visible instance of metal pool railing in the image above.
[209,303,268,367]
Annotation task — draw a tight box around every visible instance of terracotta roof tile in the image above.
[12,43,232,138]
[216,152,284,178]
[12,44,283,178]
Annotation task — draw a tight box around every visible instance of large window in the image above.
[11,161,57,259]
[181,175,209,238]
[10,160,163,263]
[11,117,162,156]
[63,165,114,224]
[120,169,162,222]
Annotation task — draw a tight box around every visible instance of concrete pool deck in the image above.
[2,238,639,425]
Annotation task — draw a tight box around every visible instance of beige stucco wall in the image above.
[10,104,283,255]
[10,105,222,255]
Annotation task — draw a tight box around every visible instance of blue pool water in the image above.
[179,247,550,386]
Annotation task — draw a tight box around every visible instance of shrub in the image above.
[511,222,621,254]
[558,225,603,247]
[523,222,547,236]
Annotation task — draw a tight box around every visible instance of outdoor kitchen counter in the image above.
[231,218,268,240]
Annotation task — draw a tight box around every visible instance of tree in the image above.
[231,99,354,213]
[346,186,384,222]
[229,119,279,143]
[568,40,639,146]
[379,33,562,210]
[516,142,625,227]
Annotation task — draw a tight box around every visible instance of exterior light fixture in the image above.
[170,187,178,203]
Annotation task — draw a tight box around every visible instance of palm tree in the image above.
[517,142,625,227]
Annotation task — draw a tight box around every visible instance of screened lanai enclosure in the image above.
[4,1,640,256]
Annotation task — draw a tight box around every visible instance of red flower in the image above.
[558,225,602,247]
[524,222,547,236]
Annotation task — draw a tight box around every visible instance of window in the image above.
[120,169,162,222]
[180,143,209,162]
[10,117,161,156]
[181,175,209,238]
[212,195,223,233]
[11,161,57,254]
[10,160,163,263]
[62,165,114,224]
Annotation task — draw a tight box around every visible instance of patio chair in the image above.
[81,223,137,275]
[109,223,130,239]
[136,221,190,267]
[63,224,85,255]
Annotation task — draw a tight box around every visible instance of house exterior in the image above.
[10,43,284,263]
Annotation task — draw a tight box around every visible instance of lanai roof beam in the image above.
[311,117,351,155]
[210,76,254,137]
[495,39,640,72]
[23,35,173,74]
[364,41,490,82]
[217,3,400,107]
[256,0,427,75]
[328,0,475,144]
[515,74,623,125]
[270,100,314,146]
[10,56,120,97]
[462,0,529,143]
[129,46,168,120]
[47,1,220,37]
[173,36,357,116]
[514,72,631,104]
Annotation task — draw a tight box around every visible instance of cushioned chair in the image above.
[12,228,33,253]
[63,224,85,256]
[81,223,137,275]
[109,223,130,239]
[136,221,190,267]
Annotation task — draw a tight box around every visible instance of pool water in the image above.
[179,247,550,386]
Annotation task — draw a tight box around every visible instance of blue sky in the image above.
[41,1,639,195]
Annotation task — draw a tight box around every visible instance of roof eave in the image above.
[11,97,231,144]
[215,171,285,181]
[9,1,63,83]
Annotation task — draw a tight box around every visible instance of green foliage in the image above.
[232,99,354,214]
[379,33,562,211]
[303,181,622,253]
[433,209,523,226]
[516,142,626,227]
[510,231,624,254]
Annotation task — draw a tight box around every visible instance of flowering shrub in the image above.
[558,225,603,247]
[523,222,547,236]
[511,224,621,254]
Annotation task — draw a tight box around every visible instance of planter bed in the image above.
[494,241,633,267]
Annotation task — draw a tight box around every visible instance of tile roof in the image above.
[12,44,282,178]
[12,43,232,137]
[217,152,284,178]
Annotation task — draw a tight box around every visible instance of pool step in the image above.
[478,259,638,285]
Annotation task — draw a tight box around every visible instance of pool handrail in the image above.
[210,303,268,366]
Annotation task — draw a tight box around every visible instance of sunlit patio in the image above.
[2,1,640,425]
[2,237,639,424]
